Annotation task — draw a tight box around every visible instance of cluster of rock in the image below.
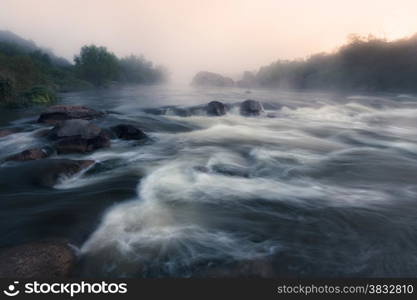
[0,105,152,278]
[2,105,148,164]
[0,100,265,278]
[205,99,264,117]
[2,100,264,179]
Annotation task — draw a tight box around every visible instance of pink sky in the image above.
[1,0,416,82]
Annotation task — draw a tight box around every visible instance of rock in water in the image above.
[0,159,94,187]
[55,135,110,154]
[0,128,19,138]
[240,99,264,116]
[33,159,95,187]
[33,128,51,138]
[38,105,104,124]
[111,124,147,140]
[49,119,102,140]
[5,147,52,162]
[49,120,110,154]
[206,101,227,116]
[0,240,76,278]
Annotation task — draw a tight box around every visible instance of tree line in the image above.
[0,31,167,107]
[74,45,166,87]
[251,34,417,92]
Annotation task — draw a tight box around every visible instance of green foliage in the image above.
[74,45,119,87]
[0,41,76,107]
[119,55,166,84]
[74,47,167,86]
[0,39,94,107]
[0,31,167,108]
[0,75,14,102]
[24,86,57,104]
[256,34,417,92]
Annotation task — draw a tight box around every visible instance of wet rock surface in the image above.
[206,101,227,116]
[111,124,147,140]
[30,159,95,187]
[55,134,110,154]
[0,240,76,278]
[240,99,264,116]
[0,128,19,138]
[5,147,51,162]
[49,119,102,140]
[49,120,110,154]
[38,105,104,124]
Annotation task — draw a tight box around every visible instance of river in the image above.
[1,85,417,277]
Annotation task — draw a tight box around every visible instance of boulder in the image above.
[166,107,191,117]
[5,147,52,162]
[0,128,19,138]
[111,124,147,140]
[38,105,104,124]
[240,99,263,116]
[0,159,95,189]
[191,71,234,87]
[206,101,227,116]
[49,120,110,154]
[55,135,110,154]
[49,119,102,140]
[33,159,95,187]
[33,128,51,138]
[0,240,76,278]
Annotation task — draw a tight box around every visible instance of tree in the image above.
[74,45,119,86]
[119,54,166,84]
[254,34,417,92]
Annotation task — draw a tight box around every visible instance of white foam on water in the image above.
[0,131,40,159]
[74,98,417,276]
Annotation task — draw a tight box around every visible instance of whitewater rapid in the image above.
[72,91,417,277]
[2,86,417,277]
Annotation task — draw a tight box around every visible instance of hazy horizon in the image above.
[1,0,417,83]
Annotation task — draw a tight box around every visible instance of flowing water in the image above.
[1,85,417,277]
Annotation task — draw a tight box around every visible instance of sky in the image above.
[0,0,417,82]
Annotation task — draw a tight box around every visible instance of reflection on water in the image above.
[1,85,417,277]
